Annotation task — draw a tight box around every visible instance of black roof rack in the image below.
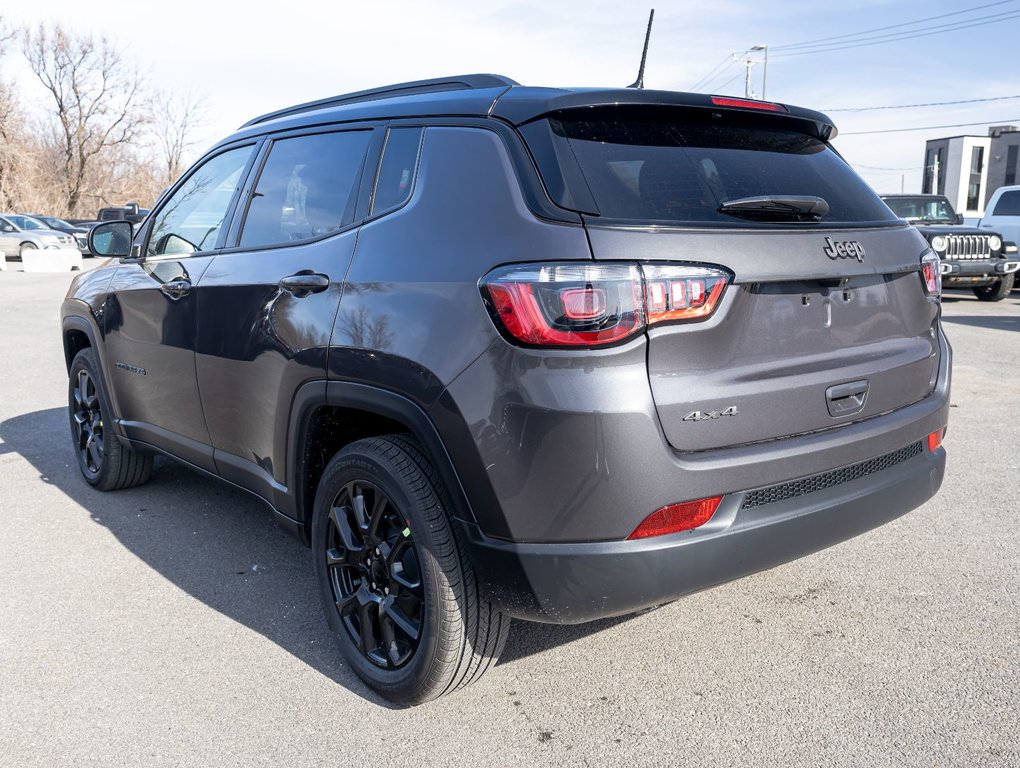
[240,74,519,128]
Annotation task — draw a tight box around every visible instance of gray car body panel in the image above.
[60,80,952,625]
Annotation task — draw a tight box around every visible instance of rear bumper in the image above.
[461,445,945,623]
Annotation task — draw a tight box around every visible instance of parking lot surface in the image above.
[1,265,1017,767]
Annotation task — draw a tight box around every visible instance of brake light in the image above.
[481,263,730,348]
[920,252,941,299]
[628,497,722,539]
[927,428,944,452]
[710,96,788,113]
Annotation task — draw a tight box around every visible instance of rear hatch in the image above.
[519,103,940,452]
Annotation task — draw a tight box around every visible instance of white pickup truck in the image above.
[979,185,1020,246]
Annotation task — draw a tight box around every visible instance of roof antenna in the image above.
[628,9,655,89]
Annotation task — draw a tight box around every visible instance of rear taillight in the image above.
[482,263,730,348]
[927,428,945,452]
[920,252,941,299]
[628,497,722,540]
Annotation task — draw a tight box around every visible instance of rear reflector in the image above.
[927,428,945,452]
[710,96,788,113]
[627,497,722,540]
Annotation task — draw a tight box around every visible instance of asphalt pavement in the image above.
[1,264,1017,767]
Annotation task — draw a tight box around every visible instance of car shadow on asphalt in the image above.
[0,407,634,706]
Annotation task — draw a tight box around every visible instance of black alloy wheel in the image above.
[67,348,152,490]
[72,367,105,475]
[326,480,424,669]
[311,435,509,704]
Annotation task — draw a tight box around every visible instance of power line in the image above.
[824,94,1020,112]
[713,71,744,93]
[690,53,735,91]
[842,118,1020,136]
[770,0,1016,51]
[771,11,1020,58]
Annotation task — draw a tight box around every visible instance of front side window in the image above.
[8,215,45,230]
[239,130,371,249]
[147,145,255,258]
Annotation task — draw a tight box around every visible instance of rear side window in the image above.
[992,190,1020,216]
[525,107,898,227]
[371,127,423,215]
[240,130,371,248]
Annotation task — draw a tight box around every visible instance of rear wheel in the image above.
[311,435,509,704]
[973,273,1014,301]
[19,242,37,260]
[68,348,152,490]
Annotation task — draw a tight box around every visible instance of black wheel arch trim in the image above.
[60,307,127,437]
[286,380,481,544]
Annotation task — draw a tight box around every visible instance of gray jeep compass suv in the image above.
[63,75,950,704]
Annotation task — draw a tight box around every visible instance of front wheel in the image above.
[973,272,1014,301]
[311,435,509,705]
[68,348,152,490]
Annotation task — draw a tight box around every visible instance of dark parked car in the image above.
[880,194,1018,301]
[25,214,91,256]
[64,75,950,704]
[96,202,150,225]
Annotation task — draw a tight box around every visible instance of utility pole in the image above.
[737,52,756,98]
[751,44,768,99]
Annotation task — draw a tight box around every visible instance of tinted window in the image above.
[529,107,898,227]
[240,130,371,248]
[371,127,423,214]
[148,145,254,257]
[992,190,1020,216]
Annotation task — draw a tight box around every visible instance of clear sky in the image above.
[4,0,1020,193]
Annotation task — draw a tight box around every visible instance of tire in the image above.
[973,272,1014,301]
[68,348,152,490]
[311,435,509,705]
[18,242,38,261]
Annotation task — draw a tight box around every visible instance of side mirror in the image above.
[88,221,134,259]
[955,213,964,224]
[125,201,140,216]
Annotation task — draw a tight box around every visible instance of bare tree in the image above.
[152,87,205,187]
[22,23,148,216]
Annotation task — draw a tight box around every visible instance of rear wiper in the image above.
[719,195,829,222]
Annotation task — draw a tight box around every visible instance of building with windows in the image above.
[923,126,1020,217]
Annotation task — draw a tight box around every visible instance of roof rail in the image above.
[240,74,520,128]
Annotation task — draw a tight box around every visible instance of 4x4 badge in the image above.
[683,406,739,422]
[823,237,865,263]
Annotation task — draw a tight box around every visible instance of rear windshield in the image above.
[524,107,898,227]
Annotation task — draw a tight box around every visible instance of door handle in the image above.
[279,272,330,297]
[160,279,192,300]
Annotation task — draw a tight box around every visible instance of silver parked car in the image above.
[0,213,78,261]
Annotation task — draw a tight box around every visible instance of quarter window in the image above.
[147,145,254,257]
[371,127,423,215]
[239,130,371,249]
